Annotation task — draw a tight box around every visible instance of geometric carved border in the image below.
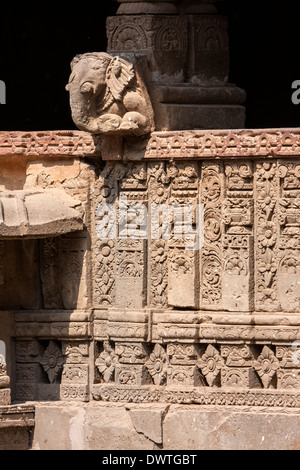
[92,384,300,408]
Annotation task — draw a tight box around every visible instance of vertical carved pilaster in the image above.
[222,161,254,311]
[167,161,200,309]
[255,162,280,311]
[60,341,90,401]
[277,161,300,311]
[200,162,224,309]
[116,162,148,309]
[148,162,169,308]
[94,163,118,307]
[61,233,89,310]
[40,238,63,309]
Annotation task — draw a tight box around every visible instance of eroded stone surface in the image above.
[126,404,169,444]
[30,402,300,450]
[0,405,35,450]
[0,190,83,238]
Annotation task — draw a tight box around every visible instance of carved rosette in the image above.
[253,346,279,389]
[197,344,224,386]
[145,344,169,385]
[39,341,64,384]
[95,341,119,383]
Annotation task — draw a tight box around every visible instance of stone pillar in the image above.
[107,0,246,130]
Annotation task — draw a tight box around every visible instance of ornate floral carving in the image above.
[110,23,148,52]
[201,163,223,308]
[253,346,280,389]
[277,370,300,389]
[94,240,115,306]
[257,222,277,248]
[221,344,255,367]
[224,255,247,275]
[39,341,64,384]
[201,254,222,304]
[167,343,200,365]
[95,341,119,383]
[115,342,149,364]
[197,345,224,386]
[145,344,168,385]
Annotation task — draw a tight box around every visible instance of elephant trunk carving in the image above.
[67,75,99,134]
[66,52,154,136]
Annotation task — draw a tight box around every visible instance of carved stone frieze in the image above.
[92,384,300,408]
[145,130,300,160]
[3,129,300,414]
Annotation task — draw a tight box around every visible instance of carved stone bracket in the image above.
[66,52,154,137]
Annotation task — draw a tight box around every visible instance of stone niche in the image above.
[0,131,95,405]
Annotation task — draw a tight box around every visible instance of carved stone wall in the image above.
[90,129,300,406]
[1,129,300,448]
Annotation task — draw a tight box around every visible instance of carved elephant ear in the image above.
[106,56,135,101]
[65,55,83,91]
[70,54,82,70]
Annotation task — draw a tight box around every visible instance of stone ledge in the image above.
[14,310,92,339]
[0,131,102,158]
[145,128,300,159]
[0,404,35,427]
[29,401,300,449]
[92,384,300,408]
[0,404,35,450]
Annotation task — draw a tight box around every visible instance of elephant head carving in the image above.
[66,52,154,136]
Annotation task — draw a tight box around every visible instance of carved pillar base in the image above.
[108,0,246,130]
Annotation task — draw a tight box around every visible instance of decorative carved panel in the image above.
[3,129,300,410]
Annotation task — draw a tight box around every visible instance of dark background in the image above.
[0,0,298,131]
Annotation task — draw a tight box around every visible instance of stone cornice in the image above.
[145,128,300,160]
[0,131,102,158]
[1,128,300,161]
